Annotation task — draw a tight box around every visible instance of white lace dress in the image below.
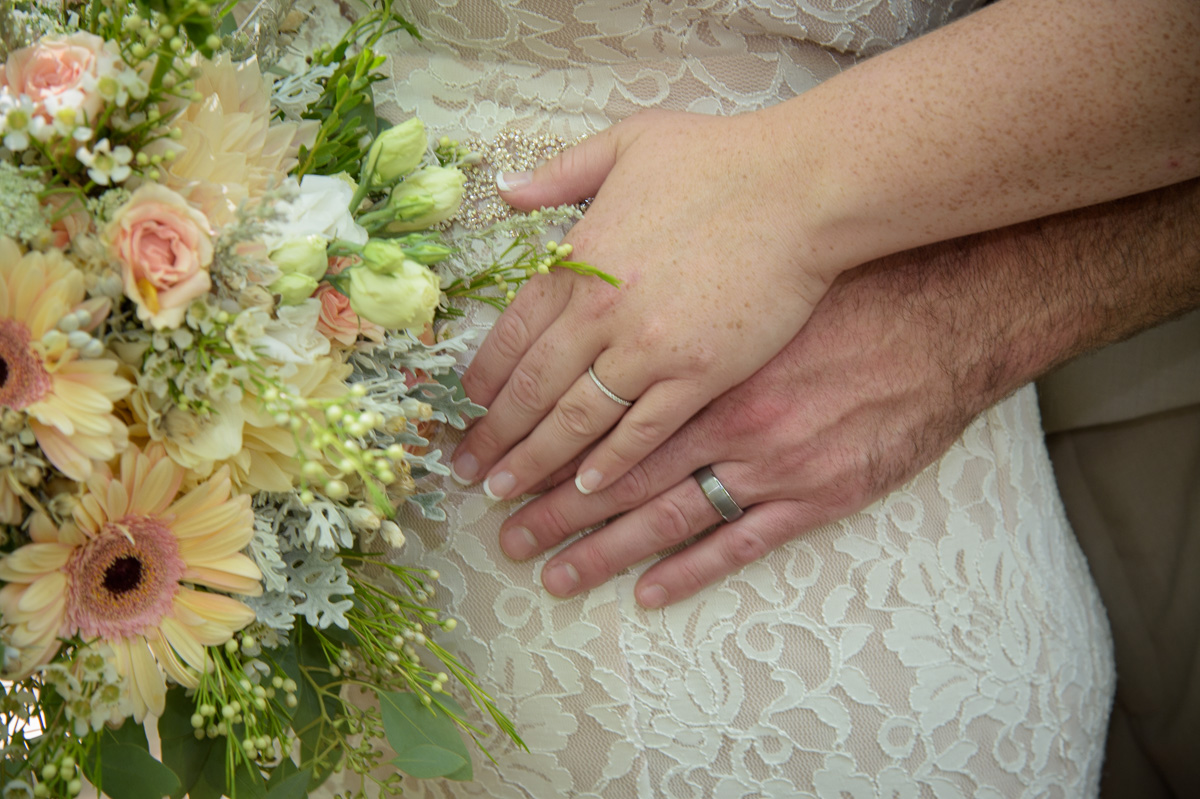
[325,1,1115,796]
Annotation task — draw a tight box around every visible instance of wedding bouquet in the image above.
[0,2,602,797]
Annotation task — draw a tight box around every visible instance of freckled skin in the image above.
[457,0,1200,504]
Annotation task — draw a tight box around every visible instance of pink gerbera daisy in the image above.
[0,444,263,720]
[0,237,129,481]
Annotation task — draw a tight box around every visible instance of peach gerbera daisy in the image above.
[0,443,263,720]
[0,237,129,481]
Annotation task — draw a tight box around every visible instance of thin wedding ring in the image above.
[693,466,745,522]
[587,364,633,407]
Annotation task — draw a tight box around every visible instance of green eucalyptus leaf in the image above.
[264,767,312,799]
[159,688,216,799]
[89,744,181,799]
[389,745,468,780]
[378,691,472,781]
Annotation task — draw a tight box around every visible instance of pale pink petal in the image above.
[32,421,92,480]
[0,542,72,580]
[16,572,67,613]
[158,615,208,676]
[174,587,255,630]
[182,562,263,596]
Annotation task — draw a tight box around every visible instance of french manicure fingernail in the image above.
[575,469,603,495]
[483,470,516,500]
[543,562,580,596]
[500,526,539,560]
[496,171,532,192]
[451,452,479,484]
[639,584,669,609]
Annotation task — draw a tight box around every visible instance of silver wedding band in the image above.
[587,364,633,407]
[693,466,745,522]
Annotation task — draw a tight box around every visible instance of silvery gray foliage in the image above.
[285,549,355,630]
[261,492,354,552]
[241,589,297,634]
[407,491,447,522]
[247,513,289,593]
[405,447,450,479]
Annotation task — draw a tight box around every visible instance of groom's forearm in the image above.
[868,177,1200,423]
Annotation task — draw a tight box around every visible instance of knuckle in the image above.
[462,422,504,460]
[489,312,532,363]
[506,366,547,415]
[606,463,654,509]
[575,542,619,584]
[721,526,772,570]
[526,503,579,546]
[551,395,599,441]
[671,556,711,599]
[613,414,668,457]
[644,495,693,548]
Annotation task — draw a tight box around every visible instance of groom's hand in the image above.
[496,180,1200,606]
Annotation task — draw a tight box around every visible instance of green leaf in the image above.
[389,745,468,780]
[102,717,149,750]
[89,744,181,799]
[263,768,312,799]
[378,691,472,781]
[159,687,216,799]
[283,624,345,787]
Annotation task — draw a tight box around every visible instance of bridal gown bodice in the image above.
[300,1,1116,796]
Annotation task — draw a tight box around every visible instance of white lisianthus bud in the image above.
[269,272,320,304]
[347,261,440,330]
[269,235,328,280]
[385,166,466,233]
[359,239,409,274]
[345,504,382,533]
[364,117,427,185]
[380,520,406,549]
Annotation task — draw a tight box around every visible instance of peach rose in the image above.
[105,184,214,329]
[0,32,108,120]
[42,194,91,249]
[315,278,384,347]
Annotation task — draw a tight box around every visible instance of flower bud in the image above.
[393,233,454,265]
[269,235,328,280]
[385,166,466,233]
[347,261,441,330]
[380,520,406,549]
[359,239,409,275]
[269,272,320,305]
[363,117,427,185]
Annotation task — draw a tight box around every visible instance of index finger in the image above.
[460,269,572,409]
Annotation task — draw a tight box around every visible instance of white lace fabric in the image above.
[299,1,1115,796]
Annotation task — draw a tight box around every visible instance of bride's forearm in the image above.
[769,0,1200,276]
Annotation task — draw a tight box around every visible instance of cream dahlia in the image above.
[149,55,317,226]
[0,444,263,720]
[0,237,128,481]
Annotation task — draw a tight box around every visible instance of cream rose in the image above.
[106,185,214,329]
[316,282,384,346]
[0,32,108,120]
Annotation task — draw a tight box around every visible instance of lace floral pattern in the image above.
[299,0,1115,795]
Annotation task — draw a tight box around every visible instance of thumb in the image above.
[496,128,618,211]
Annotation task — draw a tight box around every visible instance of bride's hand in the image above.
[451,109,836,501]
[491,240,1030,606]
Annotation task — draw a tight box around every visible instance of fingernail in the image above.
[496,171,532,192]
[639,584,669,609]
[500,526,539,560]
[451,452,479,484]
[575,469,603,495]
[543,562,580,596]
[483,470,516,500]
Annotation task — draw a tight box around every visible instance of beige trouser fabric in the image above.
[1043,403,1200,798]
